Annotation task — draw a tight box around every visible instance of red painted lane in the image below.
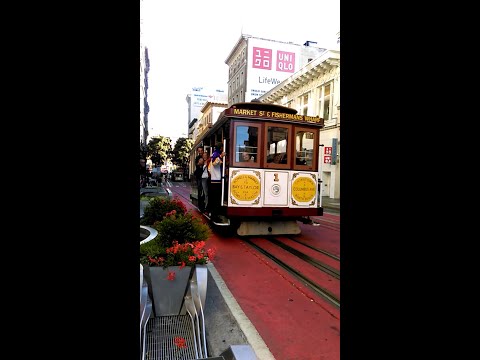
[312,213,339,224]
[274,236,340,272]
[248,237,340,302]
[296,223,340,258]
[166,185,340,360]
[208,234,340,360]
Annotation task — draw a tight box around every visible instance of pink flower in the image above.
[167,271,176,281]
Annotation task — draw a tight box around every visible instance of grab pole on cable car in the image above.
[221,138,226,208]
[318,143,324,208]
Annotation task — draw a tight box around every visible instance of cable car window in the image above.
[266,126,289,165]
[295,130,314,166]
[235,125,258,163]
[293,126,318,171]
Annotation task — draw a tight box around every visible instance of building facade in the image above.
[140,0,148,173]
[193,101,228,141]
[224,35,327,106]
[258,50,340,200]
[186,87,227,139]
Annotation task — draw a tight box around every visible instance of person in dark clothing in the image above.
[194,147,205,210]
[201,152,211,214]
[208,142,225,222]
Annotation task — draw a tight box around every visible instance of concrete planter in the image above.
[143,265,194,317]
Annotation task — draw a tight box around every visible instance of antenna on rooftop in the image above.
[303,40,318,46]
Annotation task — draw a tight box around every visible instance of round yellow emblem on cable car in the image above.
[231,174,261,201]
[292,176,316,203]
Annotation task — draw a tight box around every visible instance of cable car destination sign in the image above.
[226,108,324,125]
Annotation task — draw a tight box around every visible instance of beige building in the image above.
[259,50,340,200]
[193,101,228,141]
[186,87,227,139]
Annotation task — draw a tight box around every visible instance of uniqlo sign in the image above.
[276,51,295,73]
[252,47,295,73]
[252,47,272,70]
[246,39,301,102]
[324,155,332,164]
[324,147,332,155]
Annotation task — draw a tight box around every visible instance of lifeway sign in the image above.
[226,108,324,126]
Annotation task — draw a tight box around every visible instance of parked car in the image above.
[171,171,184,182]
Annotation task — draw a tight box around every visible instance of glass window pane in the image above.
[323,98,330,120]
[296,130,314,166]
[235,125,258,162]
[266,126,288,164]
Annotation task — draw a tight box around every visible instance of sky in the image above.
[141,0,340,142]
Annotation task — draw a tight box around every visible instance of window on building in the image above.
[302,93,309,116]
[323,83,331,120]
[318,82,334,121]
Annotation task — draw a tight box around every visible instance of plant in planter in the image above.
[140,196,214,317]
[140,196,187,226]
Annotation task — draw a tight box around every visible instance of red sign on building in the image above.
[324,147,332,155]
[324,155,332,164]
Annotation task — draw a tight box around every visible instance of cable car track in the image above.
[265,237,340,279]
[243,237,340,309]
[285,236,340,261]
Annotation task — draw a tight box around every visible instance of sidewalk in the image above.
[321,196,340,213]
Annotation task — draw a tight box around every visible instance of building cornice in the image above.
[225,34,250,64]
[200,101,228,113]
[260,50,340,103]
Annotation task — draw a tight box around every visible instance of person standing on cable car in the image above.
[208,142,225,222]
[201,152,210,215]
[194,146,205,210]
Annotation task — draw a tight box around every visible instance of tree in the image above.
[146,136,172,167]
[171,137,193,169]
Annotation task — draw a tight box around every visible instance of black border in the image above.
[10,3,139,357]
[339,6,460,358]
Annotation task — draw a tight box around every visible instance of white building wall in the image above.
[187,87,227,139]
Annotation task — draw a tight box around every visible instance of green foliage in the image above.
[146,136,172,167]
[171,137,194,168]
[140,196,187,225]
[140,196,215,267]
[139,238,165,258]
[152,212,211,247]
[140,205,213,268]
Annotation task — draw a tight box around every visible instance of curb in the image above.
[207,263,276,360]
